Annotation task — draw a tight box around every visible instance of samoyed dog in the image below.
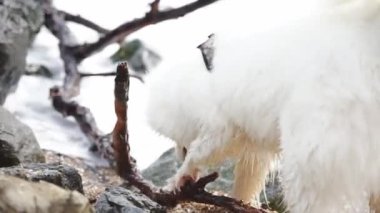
[146,0,380,212]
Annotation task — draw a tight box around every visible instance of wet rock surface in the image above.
[0,139,20,167]
[0,163,84,193]
[0,107,45,165]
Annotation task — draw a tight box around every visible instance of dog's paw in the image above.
[165,174,195,192]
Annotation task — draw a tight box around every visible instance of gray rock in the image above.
[0,107,45,164]
[0,139,20,167]
[0,175,93,213]
[95,186,165,213]
[0,163,84,193]
[141,148,233,192]
[143,148,286,212]
[0,0,44,104]
[142,148,178,187]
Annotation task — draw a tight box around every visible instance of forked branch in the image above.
[72,0,220,62]
[43,0,219,97]
[112,62,267,213]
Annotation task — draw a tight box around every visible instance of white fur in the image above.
[146,0,380,212]
[145,52,267,201]
[145,55,213,161]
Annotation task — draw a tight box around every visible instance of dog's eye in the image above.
[182,147,187,158]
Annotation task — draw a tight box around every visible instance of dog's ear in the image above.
[197,33,215,72]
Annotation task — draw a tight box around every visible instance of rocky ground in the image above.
[0,102,282,212]
[0,89,281,212]
[44,149,236,212]
[44,150,123,204]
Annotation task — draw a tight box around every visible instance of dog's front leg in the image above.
[167,132,232,191]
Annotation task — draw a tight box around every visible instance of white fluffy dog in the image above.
[146,0,380,212]
[146,55,268,203]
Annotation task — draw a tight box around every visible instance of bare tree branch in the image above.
[112,62,267,213]
[43,0,219,98]
[58,10,109,34]
[73,0,220,61]
[112,62,133,176]
[148,0,160,18]
[44,4,81,98]
[79,72,144,83]
[49,86,115,162]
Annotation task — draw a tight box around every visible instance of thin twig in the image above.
[79,72,144,83]
[58,10,109,34]
[73,0,220,61]
[148,0,160,18]
[79,72,116,77]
